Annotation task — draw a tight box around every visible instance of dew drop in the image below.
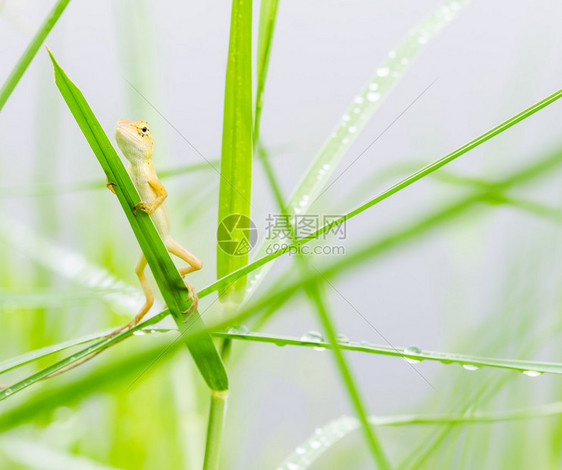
[336,334,349,343]
[404,346,422,364]
[342,114,350,122]
[352,107,361,114]
[227,325,250,335]
[300,331,323,342]
[418,35,428,44]
[354,96,364,104]
[376,67,390,77]
[133,330,148,336]
[348,126,357,134]
[522,370,542,377]
[367,92,380,102]
[462,364,479,371]
[300,331,326,351]
[388,50,396,58]
[400,58,409,65]
[296,446,306,455]
[322,164,331,171]
[368,83,379,91]
[310,439,321,449]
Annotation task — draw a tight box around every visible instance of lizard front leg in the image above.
[106,176,116,194]
[133,178,167,215]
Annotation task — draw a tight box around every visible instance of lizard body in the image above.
[113,119,201,333]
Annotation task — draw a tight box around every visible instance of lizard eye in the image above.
[142,127,148,133]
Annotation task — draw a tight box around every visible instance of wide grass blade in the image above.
[46,50,228,392]
[0,0,71,111]
[216,0,253,305]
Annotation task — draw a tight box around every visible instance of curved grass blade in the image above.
[0,0,71,111]
[0,331,107,376]
[47,50,228,392]
[246,0,474,298]
[216,0,253,305]
[279,401,562,469]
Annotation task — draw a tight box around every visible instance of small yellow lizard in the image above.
[110,118,202,334]
[0,119,203,386]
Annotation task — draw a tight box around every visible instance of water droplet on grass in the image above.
[300,331,326,351]
[462,364,479,371]
[522,370,542,377]
[376,67,390,77]
[336,334,349,343]
[367,92,380,102]
[404,346,422,364]
[227,325,250,335]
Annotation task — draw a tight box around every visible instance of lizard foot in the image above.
[182,281,199,322]
[133,201,153,215]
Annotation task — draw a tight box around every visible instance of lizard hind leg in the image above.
[165,237,201,319]
[108,253,154,337]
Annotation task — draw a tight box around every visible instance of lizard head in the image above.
[115,119,153,163]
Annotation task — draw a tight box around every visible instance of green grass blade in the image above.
[0,0,71,111]
[0,332,103,376]
[254,0,279,147]
[258,138,389,464]
[216,0,253,305]
[47,50,228,392]
[304,283,390,468]
[213,331,562,375]
[203,88,562,298]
